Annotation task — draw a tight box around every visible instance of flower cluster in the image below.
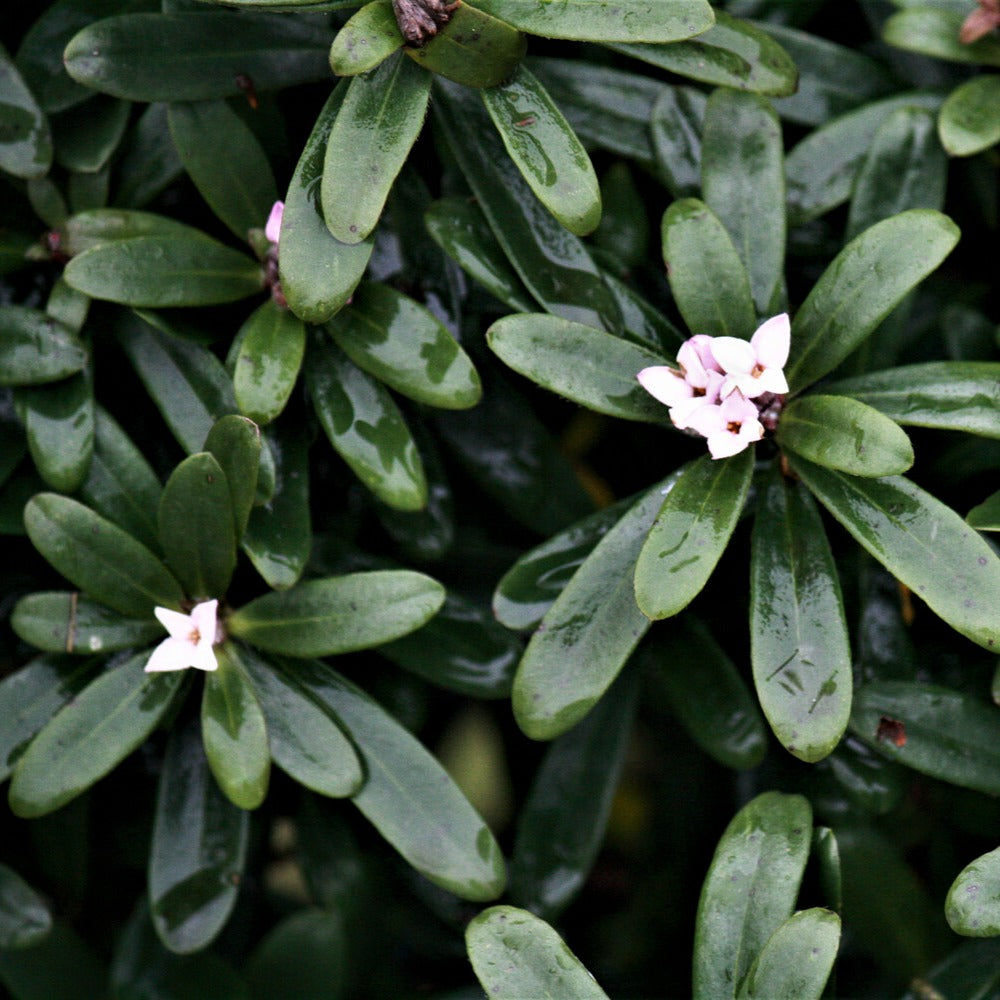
[145,600,220,673]
[637,314,790,459]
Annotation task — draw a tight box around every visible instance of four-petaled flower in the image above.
[687,390,765,460]
[265,201,284,245]
[145,600,220,673]
[711,313,791,399]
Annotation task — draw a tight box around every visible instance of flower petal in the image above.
[710,337,756,376]
[190,642,219,672]
[637,366,692,408]
[686,402,726,438]
[190,600,219,642]
[755,367,789,395]
[265,201,284,244]
[706,431,749,459]
[750,313,790,369]
[154,606,194,640]
[145,636,194,672]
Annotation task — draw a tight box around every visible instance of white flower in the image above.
[144,600,219,673]
[686,391,765,460]
[265,201,284,245]
[637,335,724,429]
[711,313,791,399]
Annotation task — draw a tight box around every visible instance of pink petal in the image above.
[190,600,219,641]
[755,367,789,395]
[670,395,715,430]
[637,366,692,408]
[265,201,284,244]
[706,431,749,460]
[154,606,193,640]
[190,642,219,672]
[720,390,760,424]
[145,636,193,672]
[750,313,790,369]
[710,337,756,376]
[688,334,722,373]
[686,402,726,438]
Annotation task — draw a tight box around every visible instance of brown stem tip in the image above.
[393,0,459,45]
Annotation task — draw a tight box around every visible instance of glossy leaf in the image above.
[0,864,52,949]
[898,940,1000,1000]
[51,94,129,173]
[823,362,1000,439]
[940,75,1000,157]
[750,472,851,763]
[329,1,402,75]
[0,922,106,1000]
[228,571,444,655]
[634,450,754,621]
[61,207,205,256]
[201,645,270,810]
[509,670,638,919]
[650,85,705,199]
[150,717,248,954]
[610,11,797,96]
[776,395,914,476]
[8,654,183,818]
[592,161,649,268]
[471,0,713,42]
[0,42,52,178]
[850,682,1000,795]
[279,83,374,324]
[786,210,960,391]
[11,592,162,656]
[25,493,184,617]
[967,489,1000,531]
[513,477,673,741]
[326,282,481,409]
[661,198,756,338]
[790,457,1000,652]
[883,9,1000,65]
[204,414,261,543]
[693,791,813,1000]
[600,271,684,351]
[466,906,609,999]
[482,66,600,237]
[114,101,184,208]
[487,313,670,422]
[0,306,87,386]
[947,847,1000,937]
[168,99,277,240]
[64,12,331,100]
[297,660,506,900]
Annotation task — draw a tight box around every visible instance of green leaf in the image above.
[236,644,362,798]
[201,645,270,810]
[228,571,445,655]
[0,306,87,386]
[786,210,960,391]
[824,361,1000,439]
[509,670,638,919]
[592,161,650,268]
[168,98,278,240]
[64,12,331,100]
[471,0,712,42]
[634,449,754,621]
[279,83,374,324]
[610,11,797,96]
[899,940,1000,1000]
[947,847,1000,937]
[750,471,851,763]
[51,94,130,173]
[321,53,430,245]
[967,489,1000,531]
[0,922,106,1000]
[661,198,756,338]
[326,282,481,409]
[487,313,671,422]
[850,682,1000,795]
[61,206,206,255]
[776,395,914,477]
[114,102,184,208]
[0,864,52,949]
[693,791,813,1000]
[940,75,1000,157]
[8,655,183,818]
[600,270,684,352]
[296,661,506,900]
[25,493,184,617]
[0,42,52,178]
[150,717,248,954]
[329,1,402,75]
[158,453,236,599]
[650,85,705,198]
[883,9,1000,65]
[736,909,840,1000]
[481,66,600,237]
[789,457,1000,652]
[204,414,261,543]
[701,88,785,316]
[512,477,673,741]
[64,235,262,307]
[11,592,162,655]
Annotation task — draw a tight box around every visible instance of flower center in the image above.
[751,363,765,378]
[726,421,742,434]
[187,627,201,644]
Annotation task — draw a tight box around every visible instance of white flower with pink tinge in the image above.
[636,334,724,429]
[686,391,765,460]
[711,313,790,399]
[145,600,219,672]
[265,201,284,245]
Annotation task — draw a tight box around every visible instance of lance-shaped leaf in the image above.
[0,42,52,178]
[114,102,184,209]
[968,490,1000,531]
[776,395,914,477]
[850,682,1000,795]
[661,198,756,338]
[64,12,331,101]
[823,362,1000,439]
[201,645,270,810]
[25,493,184,617]
[328,1,402,76]
[61,207,208,256]
[236,644,362,798]
[634,449,754,621]
[471,0,712,42]
[11,592,162,655]
[150,717,248,954]
[326,282,481,409]
[789,457,1000,652]
[786,210,960,392]
[466,907,610,1000]
[51,94,129,174]
[651,85,705,199]
[736,909,840,1000]
[940,76,1000,157]
[694,791,813,1000]
[750,472,851,763]
[204,415,261,544]
[883,8,1000,66]
[701,89,785,317]
[168,99,277,240]
[0,307,87,386]
[0,864,52,949]
[227,571,445,656]
[513,477,674,741]
[487,313,671,422]
[294,660,506,900]
[947,847,1000,937]
[509,670,638,919]
[306,334,426,511]
[481,66,600,237]
[8,655,184,818]
[609,11,797,96]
